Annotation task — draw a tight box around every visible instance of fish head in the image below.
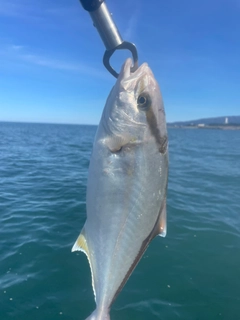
[102,58,167,153]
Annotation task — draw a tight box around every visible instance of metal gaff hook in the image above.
[103,41,138,78]
[79,0,138,78]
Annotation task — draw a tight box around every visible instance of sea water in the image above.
[0,122,239,320]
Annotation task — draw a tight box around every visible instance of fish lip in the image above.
[117,58,151,87]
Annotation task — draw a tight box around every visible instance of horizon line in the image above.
[0,120,98,126]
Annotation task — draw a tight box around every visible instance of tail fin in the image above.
[85,309,110,320]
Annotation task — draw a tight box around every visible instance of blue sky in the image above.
[1,0,240,124]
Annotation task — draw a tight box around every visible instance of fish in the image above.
[72,58,168,320]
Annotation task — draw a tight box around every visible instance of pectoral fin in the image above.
[104,133,135,152]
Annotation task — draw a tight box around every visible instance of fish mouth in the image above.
[117,58,154,93]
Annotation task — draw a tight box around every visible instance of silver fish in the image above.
[72,58,168,320]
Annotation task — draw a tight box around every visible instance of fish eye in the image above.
[138,96,146,104]
[137,93,151,110]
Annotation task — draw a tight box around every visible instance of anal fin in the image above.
[72,227,89,254]
[72,227,96,299]
[152,197,167,238]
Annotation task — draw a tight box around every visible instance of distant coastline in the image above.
[167,124,240,130]
[168,115,240,130]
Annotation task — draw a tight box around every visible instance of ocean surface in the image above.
[0,122,240,320]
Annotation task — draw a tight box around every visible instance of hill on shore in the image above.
[168,116,240,126]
